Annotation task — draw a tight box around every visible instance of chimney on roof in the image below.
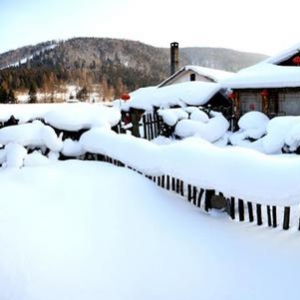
[170,42,179,75]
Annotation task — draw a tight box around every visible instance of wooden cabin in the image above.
[221,44,300,121]
[158,65,234,87]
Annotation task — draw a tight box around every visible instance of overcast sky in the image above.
[1,0,300,56]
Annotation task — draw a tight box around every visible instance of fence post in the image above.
[172,177,176,191]
[197,189,204,208]
[238,199,245,221]
[204,190,215,212]
[180,180,184,196]
[283,207,290,230]
[187,184,192,202]
[272,206,277,228]
[157,176,161,187]
[256,204,262,226]
[230,197,235,219]
[247,202,254,222]
[192,186,198,205]
[267,205,272,227]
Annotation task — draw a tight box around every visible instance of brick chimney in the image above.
[170,42,179,75]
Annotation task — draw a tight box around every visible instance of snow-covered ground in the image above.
[0,160,300,300]
[1,95,300,299]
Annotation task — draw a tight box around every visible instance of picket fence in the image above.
[110,111,300,231]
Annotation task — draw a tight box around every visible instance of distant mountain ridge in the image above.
[0,37,268,102]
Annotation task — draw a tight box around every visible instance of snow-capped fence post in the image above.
[256,204,263,226]
[272,206,277,228]
[247,202,254,222]
[267,205,272,227]
[283,207,290,230]
[238,199,245,221]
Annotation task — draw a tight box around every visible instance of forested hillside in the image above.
[0,37,268,103]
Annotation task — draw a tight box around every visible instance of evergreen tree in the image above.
[28,82,37,103]
[0,85,8,103]
[7,89,17,103]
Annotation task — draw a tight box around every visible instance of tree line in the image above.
[0,54,161,103]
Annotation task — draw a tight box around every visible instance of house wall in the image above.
[239,92,262,115]
[279,91,300,115]
[237,89,300,117]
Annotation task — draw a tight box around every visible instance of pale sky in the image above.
[1,0,300,55]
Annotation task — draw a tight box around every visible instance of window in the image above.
[190,73,196,81]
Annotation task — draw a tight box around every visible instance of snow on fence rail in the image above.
[80,128,300,231]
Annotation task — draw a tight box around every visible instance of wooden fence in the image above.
[94,154,300,232]
[1,113,298,231]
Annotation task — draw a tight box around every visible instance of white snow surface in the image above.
[221,43,300,89]
[43,102,121,131]
[1,160,300,300]
[0,120,63,152]
[221,63,300,88]
[0,97,300,298]
[124,81,221,111]
[0,103,121,129]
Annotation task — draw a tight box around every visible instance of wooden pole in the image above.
[247,202,254,222]
[267,205,272,227]
[272,206,277,228]
[238,199,245,222]
[180,180,184,196]
[166,175,170,190]
[142,115,147,140]
[157,176,161,187]
[172,177,176,191]
[230,197,235,219]
[283,206,290,230]
[204,190,214,212]
[176,179,180,194]
[192,186,197,205]
[187,184,192,202]
[197,189,204,208]
[256,204,262,226]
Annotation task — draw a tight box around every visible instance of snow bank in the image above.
[80,128,300,206]
[43,103,121,130]
[175,111,229,142]
[0,120,63,152]
[124,81,221,111]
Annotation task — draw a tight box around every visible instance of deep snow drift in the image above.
[0,160,300,300]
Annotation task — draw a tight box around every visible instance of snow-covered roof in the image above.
[120,81,222,111]
[221,63,300,89]
[262,42,300,65]
[221,43,300,89]
[158,65,235,87]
